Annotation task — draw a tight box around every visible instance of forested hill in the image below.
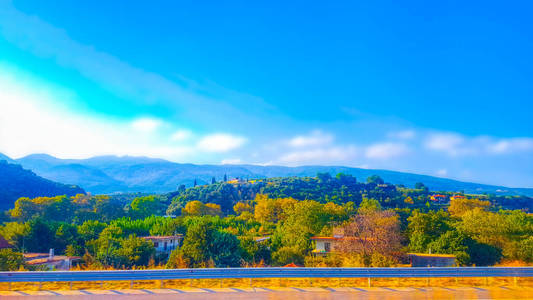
[5,153,533,196]
[166,174,533,215]
[0,160,85,210]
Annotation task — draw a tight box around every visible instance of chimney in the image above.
[49,248,54,261]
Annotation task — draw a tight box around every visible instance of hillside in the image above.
[7,153,533,196]
[0,160,85,210]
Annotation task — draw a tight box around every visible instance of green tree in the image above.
[115,235,155,268]
[130,196,163,219]
[407,210,451,252]
[0,249,24,271]
[366,175,384,185]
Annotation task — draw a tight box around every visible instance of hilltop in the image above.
[0,160,85,210]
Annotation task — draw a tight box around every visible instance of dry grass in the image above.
[1,277,531,291]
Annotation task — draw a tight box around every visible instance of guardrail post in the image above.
[249,278,253,288]
[8,282,11,291]
[514,277,518,287]
[100,281,103,288]
[219,279,223,288]
[130,280,134,288]
[38,282,42,290]
[426,277,430,287]
[367,277,371,287]
[338,278,341,287]
[159,280,164,288]
[484,277,488,286]
[189,279,193,287]
[69,281,73,290]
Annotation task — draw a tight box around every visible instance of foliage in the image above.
[0,248,25,271]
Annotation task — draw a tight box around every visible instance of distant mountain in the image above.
[0,160,85,210]
[5,153,533,196]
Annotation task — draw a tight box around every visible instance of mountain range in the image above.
[2,153,532,197]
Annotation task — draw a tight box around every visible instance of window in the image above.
[324,242,331,252]
[164,242,168,250]
[154,242,159,247]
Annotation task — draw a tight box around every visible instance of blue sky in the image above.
[0,0,532,187]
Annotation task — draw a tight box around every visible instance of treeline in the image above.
[166,173,532,215]
[0,173,531,271]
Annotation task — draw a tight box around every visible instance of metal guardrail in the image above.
[0,267,532,283]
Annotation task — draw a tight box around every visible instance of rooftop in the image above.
[408,253,456,258]
[141,235,183,241]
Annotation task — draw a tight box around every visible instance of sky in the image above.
[0,0,532,187]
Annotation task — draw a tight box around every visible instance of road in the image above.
[1,287,531,300]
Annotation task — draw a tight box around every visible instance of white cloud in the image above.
[487,138,533,154]
[388,129,416,140]
[131,117,162,133]
[436,169,448,176]
[424,133,470,156]
[221,158,243,165]
[365,142,409,159]
[277,146,357,166]
[197,134,246,153]
[424,132,533,156]
[171,129,193,142]
[288,130,334,147]
[0,68,193,160]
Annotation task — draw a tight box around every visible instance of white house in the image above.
[310,236,341,256]
[142,235,183,256]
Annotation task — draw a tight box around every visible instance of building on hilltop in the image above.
[430,194,449,203]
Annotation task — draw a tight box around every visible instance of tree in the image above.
[25,218,56,253]
[254,194,282,223]
[414,182,429,193]
[0,249,24,271]
[114,235,155,268]
[358,198,381,214]
[335,209,402,264]
[182,201,222,216]
[223,174,227,182]
[239,236,271,265]
[233,202,253,216]
[130,196,163,219]
[366,175,384,185]
[407,210,451,252]
[209,230,242,267]
[211,177,216,184]
[0,222,28,250]
[448,197,490,217]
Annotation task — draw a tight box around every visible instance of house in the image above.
[408,253,456,267]
[253,236,271,243]
[24,249,80,271]
[430,194,448,203]
[450,195,467,202]
[310,236,342,256]
[142,235,183,257]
